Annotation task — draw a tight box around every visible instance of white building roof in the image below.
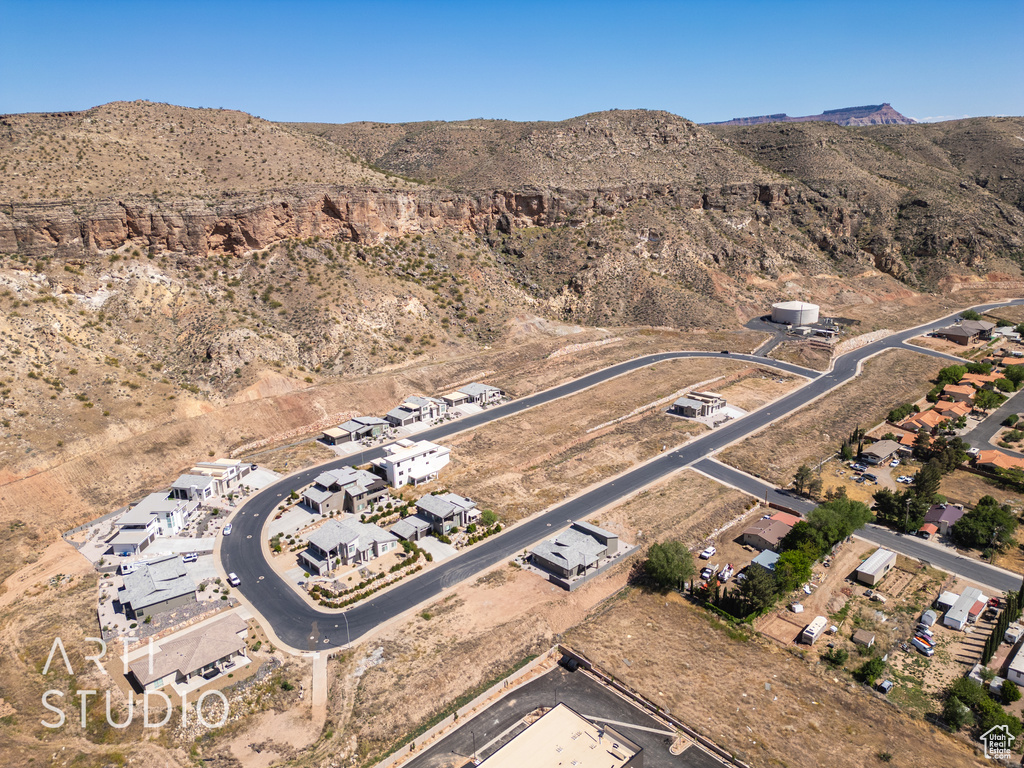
[458,382,502,397]
[857,548,896,577]
[772,301,819,310]
[117,555,196,611]
[946,587,986,627]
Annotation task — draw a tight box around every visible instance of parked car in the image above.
[863,473,878,482]
[223,524,233,535]
[700,566,717,581]
[877,680,894,694]
[181,552,198,564]
[699,545,716,560]
[227,572,241,587]
[851,462,869,472]
[989,597,1004,608]
[889,458,900,467]
[915,626,934,639]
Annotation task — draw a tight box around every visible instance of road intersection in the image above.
[221,300,1024,651]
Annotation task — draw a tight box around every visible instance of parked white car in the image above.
[699,545,716,560]
[889,458,900,467]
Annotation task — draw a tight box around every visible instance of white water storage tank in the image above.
[772,301,820,325]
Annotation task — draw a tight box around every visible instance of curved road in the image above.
[222,300,1022,651]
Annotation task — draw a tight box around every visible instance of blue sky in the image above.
[1,0,1021,123]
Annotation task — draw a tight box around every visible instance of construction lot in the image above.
[432,360,804,524]
[719,349,947,487]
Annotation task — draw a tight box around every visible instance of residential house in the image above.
[771,511,802,527]
[322,416,389,445]
[530,522,619,579]
[942,384,976,403]
[109,493,201,555]
[959,373,1002,389]
[116,555,197,620]
[384,395,447,427]
[861,439,901,465]
[992,326,1022,343]
[934,320,995,345]
[976,450,1024,472]
[852,629,876,648]
[944,587,986,630]
[452,382,504,405]
[918,523,939,539]
[922,503,965,535]
[898,408,947,432]
[298,518,399,576]
[370,439,450,487]
[1007,645,1024,686]
[898,430,924,454]
[670,391,726,418]
[933,400,973,419]
[127,614,247,692]
[741,518,792,551]
[1002,357,1024,367]
[170,459,252,499]
[390,514,433,542]
[414,492,480,534]
[855,548,896,586]
[301,467,387,515]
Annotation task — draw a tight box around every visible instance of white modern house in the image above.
[109,493,201,555]
[170,459,252,501]
[384,395,448,427]
[442,382,504,407]
[371,439,450,488]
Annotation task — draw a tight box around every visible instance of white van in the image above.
[911,636,934,657]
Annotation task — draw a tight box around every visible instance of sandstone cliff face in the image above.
[0,182,800,258]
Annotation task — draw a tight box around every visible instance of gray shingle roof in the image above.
[391,515,432,540]
[415,492,476,520]
[117,555,196,611]
[128,614,246,686]
[302,487,334,505]
[306,518,397,552]
[532,526,607,571]
[458,382,502,397]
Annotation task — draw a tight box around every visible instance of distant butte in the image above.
[706,103,915,127]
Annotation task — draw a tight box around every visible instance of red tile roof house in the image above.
[977,450,1024,472]
[899,409,947,432]
[918,523,939,539]
[922,503,965,535]
[770,511,802,527]
[942,384,977,403]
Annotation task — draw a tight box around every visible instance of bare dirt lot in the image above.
[719,349,947,486]
[768,339,833,370]
[906,334,977,356]
[565,589,988,768]
[430,360,800,523]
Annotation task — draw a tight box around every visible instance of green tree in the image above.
[996,378,1017,392]
[961,310,982,321]
[840,441,854,462]
[942,696,974,732]
[738,564,779,613]
[913,429,932,460]
[480,509,498,526]
[913,460,943,503]
[1004,364,1024,387]
[806,474,822,499]
[780,521,828,559]
[854,656,886,685]
[950,496,1018,550]
[775,550,814,593]
[936,364,968,386]
[643,541,695,590]
[967,362,994,375]
[975,388,1007,411]
[821,647,848,667]
[793,464,813,495]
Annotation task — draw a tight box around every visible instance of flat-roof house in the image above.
[923,503,965,535]
[301,467,387,515]
[670,391,726,418]
[741,519,792,551]
[934,320,995,346]
[110,493,201,555]
[127,614,247,692]
[390,514,433,542]
[478,702,642,768]
[1008,646,1024,687]
[454,382,504,405]
[298,518,399,576]
[852,629,875,648]
[323,416,389,445]
[371,439,450,488]
[414,492,479,534]
[861,439,901,465]
[531,522,619,580]
[855,548,896,586]
[116,555,197,620]
[170,459,252,499]
[944,587,986,630]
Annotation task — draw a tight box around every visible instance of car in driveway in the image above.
[851,462,868,472]
[699,545,716,560]
[889,458,900,467]
[181,552,198,563]
[223,524,232,535]
[227,572,241,586]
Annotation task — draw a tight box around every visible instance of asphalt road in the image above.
[403,666,724,768]
[221,299,1024,651]
[964,385,1024,456]
[693,458,1024,595]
